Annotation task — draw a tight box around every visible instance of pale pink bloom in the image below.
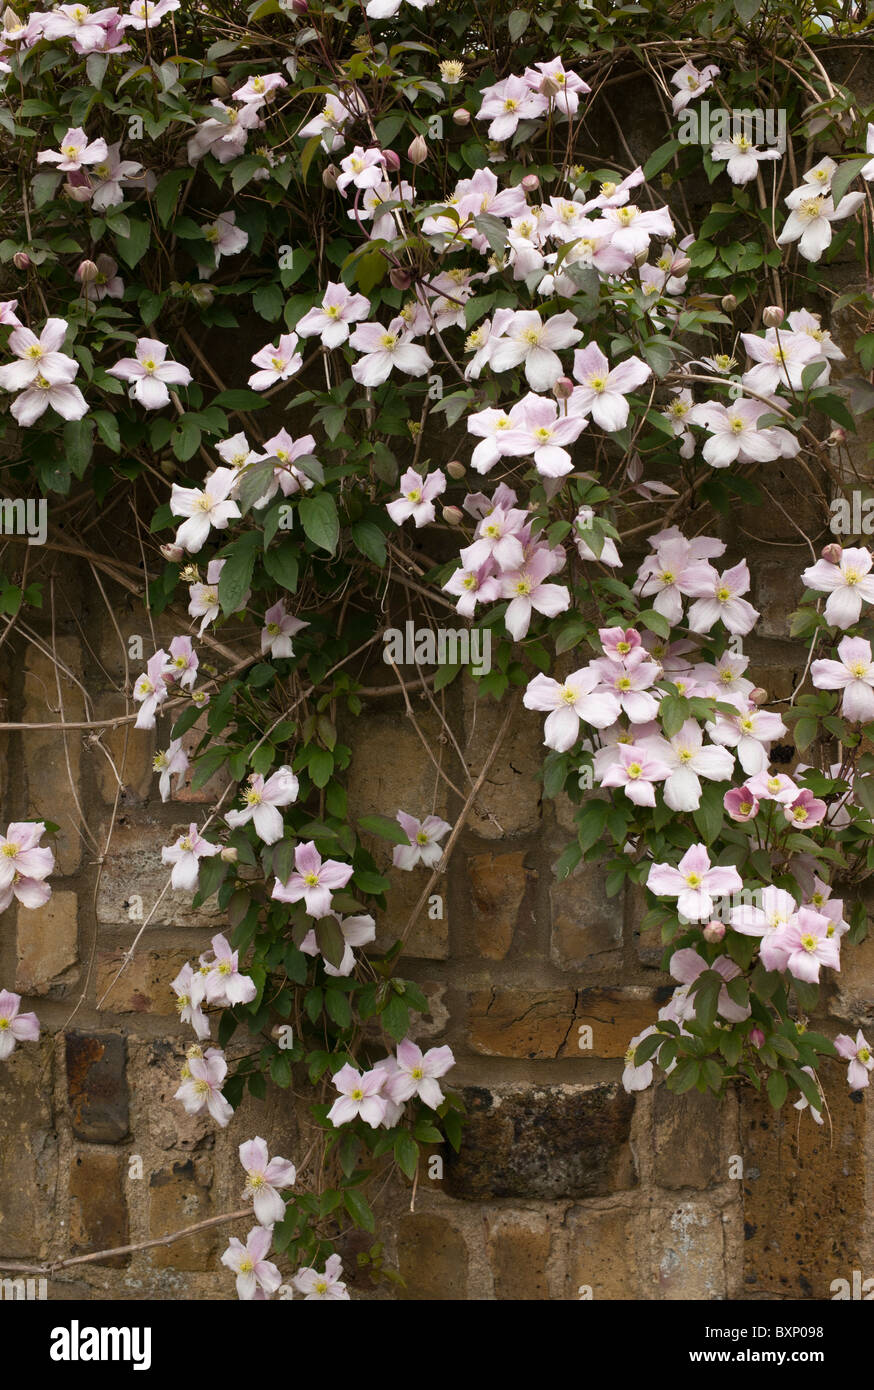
[460,505,531,572]
[0,317,78,390]
[90,142,146,211]
[499,392,586,476]
[272,840,353,918]
[296,282,370,348]
[201,933,257,1007]
[386,467,446,528]
[693,650,754,705]
[132,649,171,729]
[686,398,785,468]
[40,3,119,48]
[642,720,734,812]
[170,467,241,552]
[523,669,620,751]
[226,767,299,844]
[255,429,316,502]
[777,186,865,262]
[233,72,286,105]
[454,168,527,226]
[500,546,570,640]
[371,1055,406,1126]
[599,627,642,663]
[260,600,308,660]
[669,947,750,1022]
[336,145,387,194]
[730,886,798,938]
[188,101,262,165]
[811,635,874,721]
[387,1039,455,1109]
[9,367,87,426]
[599,743,671,806]
[165,634,198,690]
[0,822,54,901]
[466,406,520,474]
[169,961,210,1040]
[239,1137,296,1226]
[861,122,874,182]
[594,203,675,258]
[793,1065,824,1124]
[122,0,181,28]
[589,648,660,723]
[801,547,874,628]
[221,1225,281,1300]
[684,561,759,635]
[443,561,502,618]
[708,703,787,776]
[569,344,651,431]
[634,536,720,625]
[488,310,582,392]
[393,812,451,870]
[575,508,620,565]
[175,1047,234,1127]
[670,60,720,113]
[299,912,375,977]
[37,125,108,172]
[523,58,590,117]
[201,211,248,276]
[187,558,235,634]
[108,337,191,409]
[780,907,841,982]
[805,877,849,937]
[464,310,516,382]
[293,1253,349,1300]
[327,1062,387,1128]
[712,134,780,184]
[248,333,302,390]
[154,737,188,801]
[745,770,798,804]
[786,308,843,371]
[350,319,432,387]
[298,92,358,150]
[77,253,123,301]
[0,989,39,1059]
[834,1030,873,1091]
[784,789,827,828]
[647,843,742,922]
[740,327,820,394]
[577,166,645,214]
[161,822,221,892]
[0,300,20,326]
[622,1026,658,1093]
[476,74,547,141]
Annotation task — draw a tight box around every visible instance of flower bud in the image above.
[381,148,401,173]
[827,427,847,447]
[634,248,648,268]
[190,283,214,308]
[671,254,691,276]
[290,0,308,11]
[159,458,176,478]
[389,266,411,290]
[220,846,238,863]
[211,75,230,97]
[76,258,98,283]
[749,687,768,706]
[539,74,560,98]
[821,542,843,564]
[442,505,464,526]
[721,294,738,312]
[322,163,340,189]
[160,542,184,563]
[702,920,725,944]
[12,251,30,270]
[408,134,428,165]
[521,172,540,194]
[749,1027,765,1048]
[446,459,466,479]
[553,375,574,400]
[64,181,93,204]
[452,107,471,126]
[762,305,784,328]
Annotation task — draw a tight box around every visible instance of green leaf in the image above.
[508,8,529,40]
[343,1187,375,1232]
[351,520,386,567]
[660,695,689,739]
[114,217,150,269]
[299,493,339,554]
[766,1070,788,1109]
[218,531,259,612]
[830,157,870,209]
[63,418,94,478]
[263,539,299,592]
[734,0,762,21]
[381,993,410,1042]
[358,814,410,845]
[393,1131,419,1179]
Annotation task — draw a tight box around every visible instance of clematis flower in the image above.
[175,1046,234,1127]
[622,1026,659,1093]
[0,989,39,1059]
[574,507,621,566]
[684,561,760,636]
[730,885,798,938]
[686,398,786,468]
[668,948,751,1022]
[745,770,798,804]
[386,1039,455,1108]
[670,60,720,113]
[248,332,302,390]
[260,601,308,660]
[783,789,827,828]
[386,467,446,528]
[862,123,874,182]
[295,282,370,348]
[476,74,547,141]
[77,253,123,302]
[161,823,221,892]
[187,558,242,634]
[107,338,192,409]
[599,743,671,806]
[777,186,865,263]
[238,1137,296,1226]
[0,822,54,914]
[569,344,651,431]
[499,392,587,476]
[780,907,841,982]
[711,132,780,184]
[642,721,734,812]
[794,1065,824,1124]
[169,962,210,1040]
[350,319,432,386]
[488,310,582,392]
[293,1253,349,1300]
[272,841,353,918]
[8,366,88,427]
[90,142,146,211]
[201,211,248,275]
[299,912,376,977]
[589,648,661,723]
[523,58,590,117]
[298,92,359,151]
[327,1062,387,1128]
[523,669,621,751]
[154,738,188,801]
[221,1225,282,1301]
[392,811,452,869]
[233,72,287,105]
[198,933,256,1007]
[443,561,502,618]
[811,636,874,721]
[647,843,743,922]
[834,1030,873,1091]
[37,125,108,172]
[500,546,570,640]
[739,327,820,394]
[634,534,722,624]
[122,0,181,27]
[225,767,299,844]
[336,145,387,193]
[170,468,241,553]
[166,634,198,690]
[133,649,171,729]
[708,702,787,776]
[801,547,874,628]
[0,318,79,390]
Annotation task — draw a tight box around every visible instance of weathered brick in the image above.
[95,820,223,929]
[468,986,662,1061]
[136,1040,217,1151]
[565,1205,639,1300]
[465,850,530,959]
[445,1084,637,1200]
[22,636,85,874]
[396,1213,468,1299]
[486,1211,552,1300]
[0,1038,58,1258]
[91,693,155,804]
[175,713,233,804]
[653,1086,730,1190]
[68,1150,128,1266]
[373,867,449,961]
[66,1032,130,1143]
[462,684,542,839]
[648,1197,728,1299]
[148,1158,216,1271]
[549,859,623,968]
[15,890,78,995]
[95,947,192,1016]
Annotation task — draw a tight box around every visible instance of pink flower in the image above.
[498,392,587,476]
[635,534,723,625]
[296,282,370,348]
[783,789,827,827]
[780,907,841,982]
[476,74,547,140]
[834,1030,873,1091]
[642,720,734,812]
[684,561,760,636]
[133,649,171,728]
[729,885,797,940]
[386,467,446,528]
[793,1065,824,1124]
[523,58,590,117]
[523,669,620,751]
[299,912,375,977]
[488,310,582,392]
[221,1225,282,1300]
[77,253,123,301]
[175,1046,234,1127]
[686,398,786,469]
[569,344,651,432]
[712,134,780,185]
[9,369,88,427]
[622,1026,659,1093]
[167,634,198,690]
[293,1253,349,1300]
[225,767,299,844]
[589,648,661,723]
[670,61,720,114]
[777,187,865,263]
[233,72,287,105]
[201,211,248,276]
[107,337,192,409]
[443,561,502,618]
[393,811,452,869]
[90,142,147,211]
[0,317,78,390]
[272,840,354,918]
[647,843,743,922]
[802,547,874,628]
[745,771,798,804]
[740,327,820,394]
[37,125,108,172]
[0,822,54,901]
[154,738,189,801]
[161,823,221,892]
[386,1038,455,1108]
[327,1062,387,1127]
[261,600,308,659]
[254,429,317,502]
[201,933,257,1007]
[724,785,759,821]
[248,333,303,390]
[500,545,570,640]
[0,988,39,1059]
[170,467,241,553]
[336,145,387,193]
[461,505,528,571]
[239,1136,297,1225]
[122,0,181,29]
[708,702,787,776]
[350,319,432,387]
[668,948,750,1022]
[811,635,874,721]
[169,962,210,1040]
[599,742,671,807]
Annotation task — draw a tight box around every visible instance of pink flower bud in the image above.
[827,427,847,446]
[389,267,411,290]
[322,164,340,189]
[750,1027,765,1048]
[407,134,428,165]
[762,305,784,328]
[381,148,401,173]
[749,687,768,706]
[721,294,738,312]
[290,0,308,11]
[76,259,99,283]
[442,505,464,526]
[190,284,214,308]
[671,254,691,275]
[553,375,574,400]
[452,108,471,126]
[65,181,93,204]
[821,542,843,564]
[220,845,238,863]
[211,75,230,97]
[446,459,466,480]
[160,543,184,563]
[702,920,725,944]
[539,74,560,98]
[12,251,31,270]
[521,173,540,193]
[634,248,648,268]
